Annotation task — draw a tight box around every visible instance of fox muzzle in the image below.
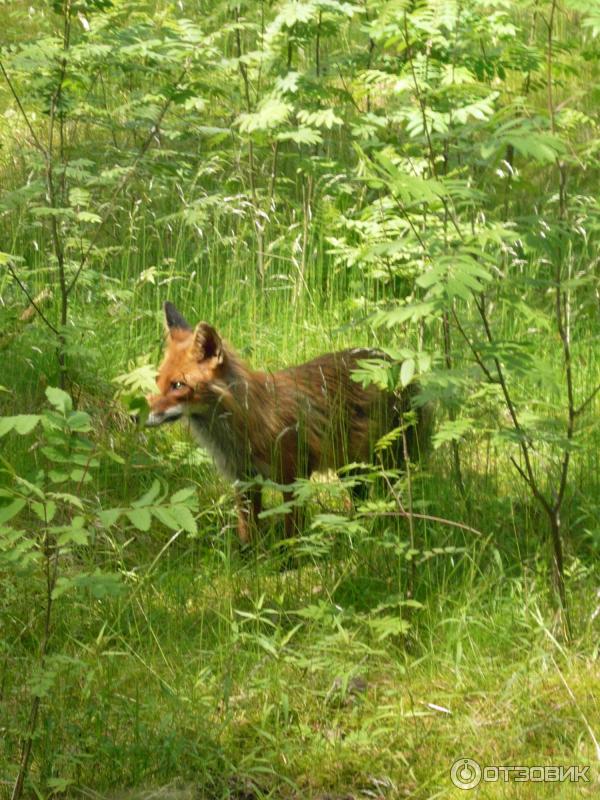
[145,405,185,426]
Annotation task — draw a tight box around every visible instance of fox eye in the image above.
[170,381,186,391]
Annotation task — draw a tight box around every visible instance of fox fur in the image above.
[145,302,427,544]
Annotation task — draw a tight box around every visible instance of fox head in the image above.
[146,302,226,427]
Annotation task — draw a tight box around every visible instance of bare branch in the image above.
[575,383,600,417]
[6,264,60,335]
[510,456,535,491]
[475,295,552,514]
[451,308,496,384]
[0,60,47,157]
[361,510,485,539]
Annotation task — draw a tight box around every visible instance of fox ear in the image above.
[164,301,191,332]
[193,322,223,363]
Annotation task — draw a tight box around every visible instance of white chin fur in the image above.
[146,405,184,426]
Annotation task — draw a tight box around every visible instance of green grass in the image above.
[2,65,600,800]
[2,0,600,794]
[2,521,599,798]
[2,231,600,797]
[1,203,599,797]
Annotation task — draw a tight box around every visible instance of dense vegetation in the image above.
[1,0,599,797]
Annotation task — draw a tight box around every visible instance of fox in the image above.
[144,301,427,544]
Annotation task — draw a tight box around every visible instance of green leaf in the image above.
[71,453,98,467]
[53,570,124,599]
[69,187,90,207]
[57,527,90,546]
[67,411,92,431]
[374,426,402,453]
[49,492,84,509]
[126,508,152,531]
[70,468,92,483]
[170,486,197,505]
[297,108,343,129]
[254,634,279,658]
[104,450,126,464]
[433,418,475,449]
[48,470,70,483]
[13,415,42,435]
[270,0,317,29]
[169,504,197,535]
[0,527,39,570]
[275,71,300,94]
[0,498,26,524]
[76,211,102,224]
[41,447,70,464]
[45,777,73,793]
[238,98,293,132]
[482,119,566,164]
[0,418,15,437]
[113,361,157,394]
[46,387,73,415]
[400,358,415,387]
[12,477,44,499]
[98,508,121,527]
[60,525,90,545]
[28,667,59,698]
[132,479,162,507]
[77,570,123,598]
[276,127,323,145]
[372,302,437,328]
[366,615,410,640]
[30,206,75,220]
[52,577,78,599]
[372,152,446,203]
[151,506,180,530]
[32,501,57,522]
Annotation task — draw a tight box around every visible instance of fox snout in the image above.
[130,396,185,427]
[145,406,184,426]
[144,394,185,427]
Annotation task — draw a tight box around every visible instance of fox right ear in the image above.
[193,322,223,363]
[164,302,192,332]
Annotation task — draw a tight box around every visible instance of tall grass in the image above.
[1,1,600,796]
[1,207,599,796]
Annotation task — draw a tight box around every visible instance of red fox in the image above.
[145,302,427,544]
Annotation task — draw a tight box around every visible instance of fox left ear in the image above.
[164,301,192,332]
[193,322,223,363]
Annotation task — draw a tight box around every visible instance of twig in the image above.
[575,383,600,417]
[6,264,60,335]
[361,510,484,538]
[510,456,536,491]
[19,288,53,323]
[11,508,59,800]
[1,287,54,350]
[474,295,552,512]
[451,308,496,384]
[400,414,417,595]
[0,60,47,157]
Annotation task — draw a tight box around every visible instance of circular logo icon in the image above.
[450,758,482,790]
